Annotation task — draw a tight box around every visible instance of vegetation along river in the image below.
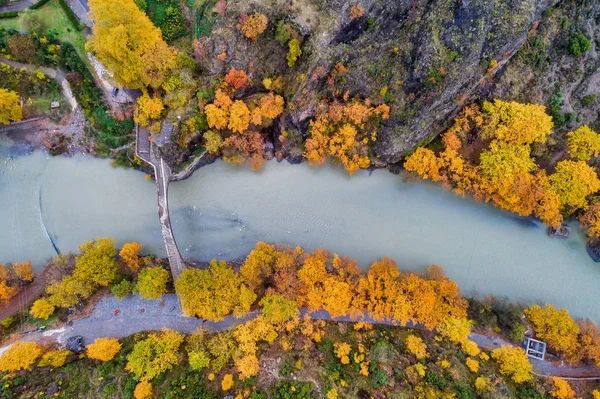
[2,136,599,321]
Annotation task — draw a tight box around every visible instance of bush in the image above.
[582,94,597,108]
[280,359,292,376]
[111,279,134,299]
[0,11,19,19]
[569,32,591,56]
[271,381,313,399]
[0,316,15,329]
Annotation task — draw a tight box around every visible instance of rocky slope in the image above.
[191,0,598,166]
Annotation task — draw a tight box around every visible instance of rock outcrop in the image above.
[193,0,598,165]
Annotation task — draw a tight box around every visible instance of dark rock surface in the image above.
[192,0,598,165]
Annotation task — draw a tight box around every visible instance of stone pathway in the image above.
[4,293,599,379]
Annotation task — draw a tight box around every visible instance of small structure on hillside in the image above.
[525,337,546,360]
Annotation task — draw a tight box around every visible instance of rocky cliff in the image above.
[191,0,598,166]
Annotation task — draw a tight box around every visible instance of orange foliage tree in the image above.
[304,99,390,174]
[12,261,34,281]
[120,242,143,273]
[403,101,600,229]
[239,13,268,41]
[203,81,284,170]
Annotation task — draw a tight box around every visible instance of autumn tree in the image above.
[304,99,390,174]
[175,260,256,321]
[12,261,33,281]
[260,294,299,324]
[405,335,428,359]
[0,89,22,125]
[491,345,532,383]
[87,337,122,362]
[549,160,600,209]
[481,100,554,145]
[525,304,580,360]
[120,242,143,273]
[550,377,575,399]
[221,373,234,390]
[30,298,55,320]
[73,238,119,287]
[577,319,600,366]
[134,381,153,399]
[580,202,600,242]
[239,13,268,41]
[135,95,165,126]
[136,266,169,300]
[86,0,177,90]
[0,265,17,300]
[568,125,600,161]
[46,275,95,307]
[0,342,42,372]
[224,69,249,89]
[404,148,441,182]
[126,329,183,381]
[240,242,278,290]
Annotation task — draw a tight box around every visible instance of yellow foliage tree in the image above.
[550,377,575,399]
[175,260,256,321]
[234,354,259,380]
[481,99,554,145]
[334,342,351,364]
[136,266,170,300]
[549,160,600,209]
[12,261,33,281]
[136,95,165,126]
[260,294,299,324]
[30,298,55,320]
[404,147,441,182]
[465,357,479,373]
[126,329,183,381]
[524,304,580,360]
[38,350,70,368]
[491,345,532,383]
[86,0,177,89]
[134,381,153,399]
[73,238,119,287]
[0,88,22,125]
[221,373,234,390]
[228,100,251,133]
[87,337,122,362]
[405,335,428,359]
[0,341,42,372]
[120,242,143,273]
[567,125,600,161]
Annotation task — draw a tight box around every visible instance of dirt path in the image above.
[3,293,597,379]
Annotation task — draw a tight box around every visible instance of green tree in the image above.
[136,267,169,300]
[73,238,119,287]
[260,294,299,324]
[126,329,184,381]
[175,260,256,321]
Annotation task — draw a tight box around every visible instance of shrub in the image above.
[569,32,591,56]
[582,94,597,107]
[287,39,302,67]
[0,316,15,329]
[111,279,134,299]
[134,381,152,399]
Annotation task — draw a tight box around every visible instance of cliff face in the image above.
[194,0,597,166]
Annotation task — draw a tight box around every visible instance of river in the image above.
[1,135,599,321]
